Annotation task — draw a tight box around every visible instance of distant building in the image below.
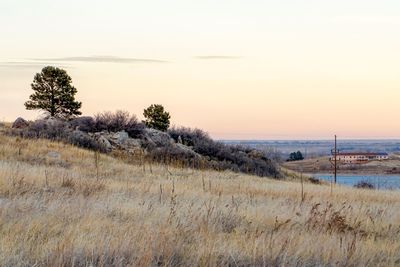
[331,152,389,164]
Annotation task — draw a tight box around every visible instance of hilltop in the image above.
[1,131,400,266]
[7,114,279,179]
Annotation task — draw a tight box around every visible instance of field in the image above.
[224,140,400,158]
[283,155,400,174]
[1,134,400,266]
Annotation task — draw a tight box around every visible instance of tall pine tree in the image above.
[143,104,170,131]
[25,66,82,119]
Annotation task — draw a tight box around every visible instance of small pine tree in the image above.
[296,151,304,160]
[287,151,304,161]
[24,66,82,119]
[143,104,171,131]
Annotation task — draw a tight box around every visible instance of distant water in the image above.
[222,139,400,190]
[314,174,400,190]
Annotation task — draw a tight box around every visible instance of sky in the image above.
[1,0,400,139]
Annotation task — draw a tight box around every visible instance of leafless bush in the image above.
[69,116,95,132]
[169,126,210,147]
[263,147,283,162]
[9,119,107,152]
[308,177,321,184]
[20,119,68,140]
[94,110,144,137]
[9,117,280,178]
[354,181,375,189]
[306,203,366,236]
[168,126,280,177]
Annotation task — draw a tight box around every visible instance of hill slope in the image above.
[8,116,280,178]
[1,134,400,266]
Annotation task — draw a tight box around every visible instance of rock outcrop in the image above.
[142,128,174,147]
[12,117,29,129]
[88,130,141,153]
[96,135,113,151]
[85,128,200,159]
[111,131,130,144]
[11,117,201,163]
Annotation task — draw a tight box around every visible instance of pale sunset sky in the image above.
[1,0,400,139]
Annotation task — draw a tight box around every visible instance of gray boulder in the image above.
[70,129,86,139]
[125,138,142,148]
[176,143,201,158]
[97,135,113,150]
[44,117,61,127]
[143,128,174,147]
[46,151,61,160]
[111,131,129,144]
[12,117,29,129]
[93,131,109,136]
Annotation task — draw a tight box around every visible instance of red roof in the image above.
[336,152,388,156]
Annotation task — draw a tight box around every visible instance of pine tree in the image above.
[143,104,170,131]
[24,66,82,119]
[287,151,304,161]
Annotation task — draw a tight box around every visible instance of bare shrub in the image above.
[354,181,375,189]
[94,110,144,137]
[308,177,321,184]
[168,127,280,177]
[69,116,95,132]
[169,126,210,147]
[145,145,200,168]
[20,119,68,140]
[306,203,366,236]
[9,119,106,152]
[9,117,280,178]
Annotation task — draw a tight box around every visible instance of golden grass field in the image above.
[1,133,400,266]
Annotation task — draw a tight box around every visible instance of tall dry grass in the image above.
[0,133,400,266]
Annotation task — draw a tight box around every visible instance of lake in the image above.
[313,173,400,190]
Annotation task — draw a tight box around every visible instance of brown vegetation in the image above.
[283,155,400,174]
[1,132,400,266]
[9,115,280,178]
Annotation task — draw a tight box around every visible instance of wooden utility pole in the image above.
[330,135,338,184]
[334,135,337,184]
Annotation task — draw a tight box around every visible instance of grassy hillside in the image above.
[1,134,400,266]
[8,115,280,178]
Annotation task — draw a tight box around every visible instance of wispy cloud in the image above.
[31,56,169,63]
[195,56,240,60]
[332,15,400,25]
[0,62,70,69]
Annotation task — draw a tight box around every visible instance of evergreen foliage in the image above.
[143,104,170,131]
[287,151,304,161]
[24,66,82,119]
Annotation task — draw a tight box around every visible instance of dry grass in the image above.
[283,155,400,174]
[1,134,400,266]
